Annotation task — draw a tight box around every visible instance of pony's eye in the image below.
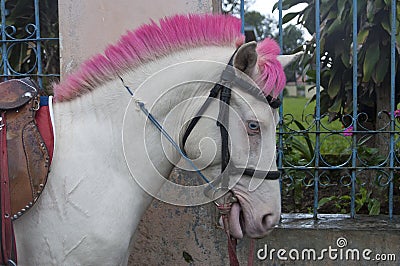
[247,121,260,132]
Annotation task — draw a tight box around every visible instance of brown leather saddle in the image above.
[0,78,50,220]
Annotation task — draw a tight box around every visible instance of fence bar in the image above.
[313,0,321,219]
[34,0,43,89]
[278,0,283,51]
[277,0,284,199]
[240,0,244,34]
[389,0,396,219]
[1,0,7,79]
[0,38,58,43]
[350,0,358,218]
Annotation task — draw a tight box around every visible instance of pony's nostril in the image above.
[261,213,278,230]
[262,213,272,228]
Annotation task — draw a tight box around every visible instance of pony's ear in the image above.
[277,51,303,69]
[233,41,258,76]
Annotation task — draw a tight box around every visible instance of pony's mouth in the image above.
[219,202,245,239]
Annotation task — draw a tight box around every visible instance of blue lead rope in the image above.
[136,101,215,190]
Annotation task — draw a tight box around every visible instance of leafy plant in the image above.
[275,0,400,151]
[318,195,351,214]
[2,0,59,90]
[282,99,388,215]
[318,186,381,215]
[283,117,315,166]
[355,186,381,215]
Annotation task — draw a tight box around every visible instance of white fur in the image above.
[14,46,281,265]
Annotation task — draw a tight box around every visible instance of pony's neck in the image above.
[52,45,235,193]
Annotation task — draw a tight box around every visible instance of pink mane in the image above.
[256,38,286,98]
[53,14,285,102]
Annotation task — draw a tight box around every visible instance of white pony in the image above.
[13,14,293,265]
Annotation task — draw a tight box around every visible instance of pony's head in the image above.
[53,14,298,240]
[182,39,293,239]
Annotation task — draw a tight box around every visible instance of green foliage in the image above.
[3,0,59,90]
[355,186,381,215]
[318,195,351,214]
[223,1,305,51]
[278,0,400,124]
[282,97,386,215]
[282,171,311,212]
[283,119,314,166]
[244,11,277,39]
[282,24,305,54]
[318,186,381,215]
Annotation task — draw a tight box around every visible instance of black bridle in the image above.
[181,50,281,194]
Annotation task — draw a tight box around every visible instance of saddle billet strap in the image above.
[0,113,17,265]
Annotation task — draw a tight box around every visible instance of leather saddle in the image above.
[0,78,50,220]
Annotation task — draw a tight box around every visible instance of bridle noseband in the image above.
[181,49,281,197]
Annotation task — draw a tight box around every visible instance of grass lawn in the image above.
[282,97,343,130]
[282,97,311,122]
[281,96,351,156]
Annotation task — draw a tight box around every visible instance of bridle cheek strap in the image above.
[216,85,231,189]
[181,83,223,153]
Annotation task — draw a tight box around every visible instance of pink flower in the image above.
[343,126,353,137]
[394,110,400,118]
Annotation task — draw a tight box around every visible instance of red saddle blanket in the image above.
[35,96,55,165]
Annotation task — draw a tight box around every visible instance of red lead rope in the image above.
[0,113,17,265]
[219,204,239,266]
[218,204,255,266]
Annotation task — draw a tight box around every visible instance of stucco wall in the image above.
[129,199,400,265]
[58,0,215,78]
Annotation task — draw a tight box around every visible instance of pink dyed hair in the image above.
[256,38,286,98]
[53,14,285,101]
